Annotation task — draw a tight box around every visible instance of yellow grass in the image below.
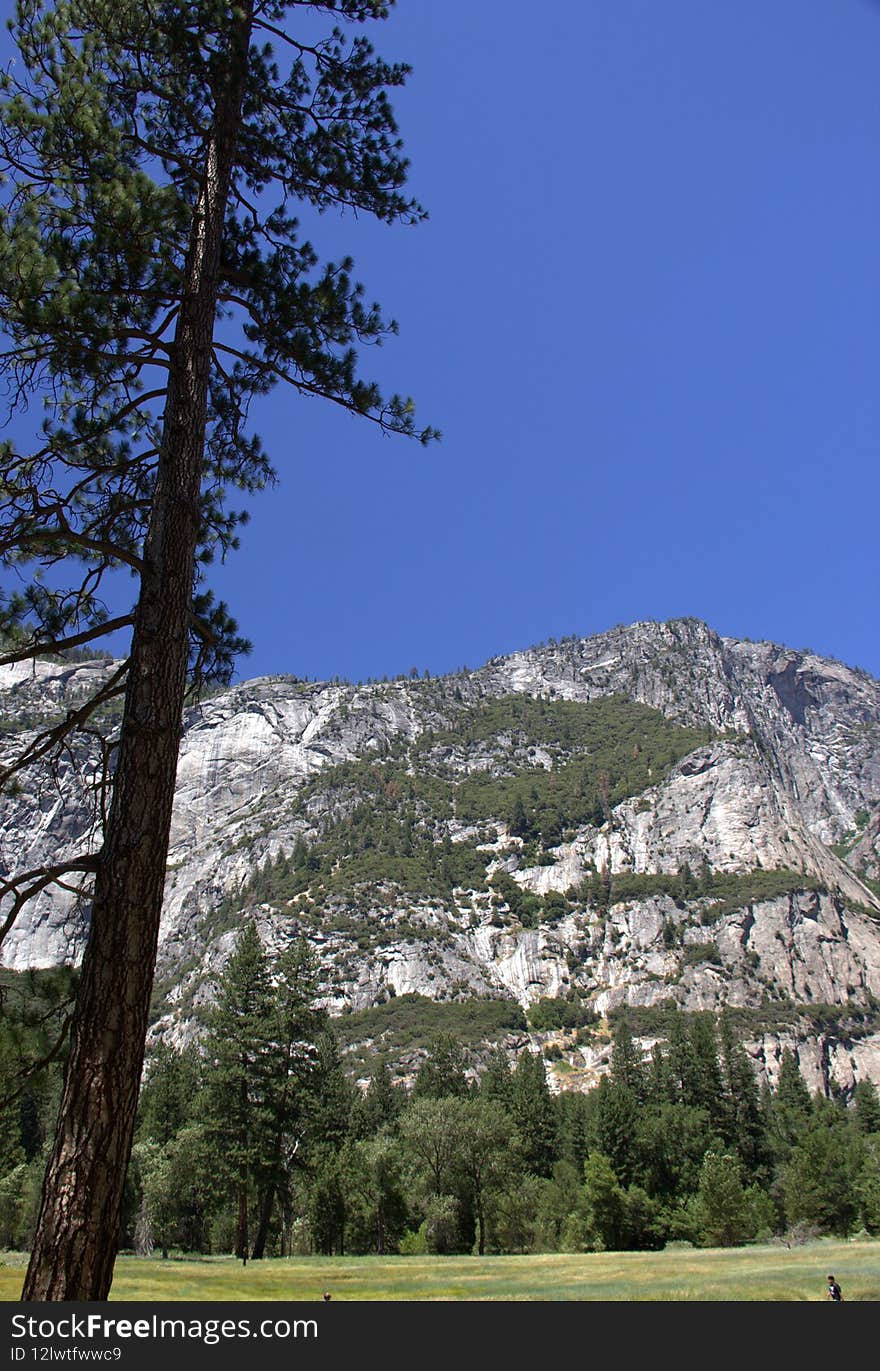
[2,1239,879,1301]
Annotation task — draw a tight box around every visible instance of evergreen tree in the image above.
[308,1150,349,1256]
[353,1062,405,1138]
[0,1068,25,1179]
[412,1036,470,1100]
[769,1049,814,1158]
[693,1152,755,1248]
[307,1032,358,1152]
[633,1098,713,1202]
[718,1013,768,1175]
[855,1140,880,1234]
[137,1044,201,1148]
[582,1151,626,1251]
[555,1089,591,1172]
[509,1050,556,1177]
[200,921,276,1261]
[664,1007,698,1101]
[249,939,326,1259]
[684,1014,726,1137]
[589,1075,641,1188]
[0,0,434,1300]
[508,795,531,840]
[608,1018,646,1100]
[478,1046,513,1107]
[781,1122,862,1237]
[853,1079,880,1136]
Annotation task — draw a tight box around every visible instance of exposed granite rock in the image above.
[2,620,880,1095]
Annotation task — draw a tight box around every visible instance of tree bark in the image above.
[250,1182,276,1260]
[235,1181,249,1264]
[22,6,254,1302]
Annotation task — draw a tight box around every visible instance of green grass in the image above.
[2,1240,878,1301]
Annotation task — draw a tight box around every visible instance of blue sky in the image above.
[3,1,880,683]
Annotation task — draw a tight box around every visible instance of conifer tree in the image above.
[412,1036,470,1101]
[589,1074,641,1188]
[694,1151,754,1248]
[249,938,325,1259]
[582,1151,626,1251]
[608,1018,646,1100]
[509,1049,556,1177]
[200,920,276,1261]
[686,1013,726,1137]
[354,1062,404,1137]
[0,0,433,1300]
[137,1044,201,1149]
[718,1012,768,1176]
[853,1079,880,1136]
[769,1049,814,1157]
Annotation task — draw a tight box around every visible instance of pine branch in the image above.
[0,617,133,668]
[0,660,129,789]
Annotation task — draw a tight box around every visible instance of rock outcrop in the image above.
[2,618,879,1092]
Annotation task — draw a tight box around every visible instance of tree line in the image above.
[3,923,879,1258]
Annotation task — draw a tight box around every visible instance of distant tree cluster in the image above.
[4,931,879,1258]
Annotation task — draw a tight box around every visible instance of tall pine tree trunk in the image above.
[251,1181,277,1260]
[22,7,254,1302]
[236,1181,249,1264]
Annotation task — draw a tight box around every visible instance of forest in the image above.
[2,922,879,1260]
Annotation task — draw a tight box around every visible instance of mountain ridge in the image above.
[2,616,880,1095]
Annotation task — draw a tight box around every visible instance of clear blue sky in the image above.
[4,1,880,682]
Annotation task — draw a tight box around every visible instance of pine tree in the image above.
[412,1036,470,1100]
[200,921,277,1261]
[718,1012,769,1176]
[589,1075,641,1188]
[853,1080,880,1136]
[509,1050,557,1178]
[609,1018,645,1100]
[769,1049,815,1158]
[307,1032,358,1152]
[1,1,434,1300]
[555,1090,591,1171]
[694,1152,754,1248]
[249,938,325,1259]
[781,1124,862,1236]
[685,1013,726,1136]
[137,1044,201,1148]
[354,1062,404,1138]
[478,1046,514,1106]
[582,1151,626,1251]
[664,1006,697,1099]
[508,795,531,840]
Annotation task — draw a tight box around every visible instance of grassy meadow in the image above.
[1,1240,878,1301]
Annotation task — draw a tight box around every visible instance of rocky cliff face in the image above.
[2,618,879,1092]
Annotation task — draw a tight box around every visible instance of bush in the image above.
[397,1223,429,1255]
[527,996,597,1032]
[681,942,722,969]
